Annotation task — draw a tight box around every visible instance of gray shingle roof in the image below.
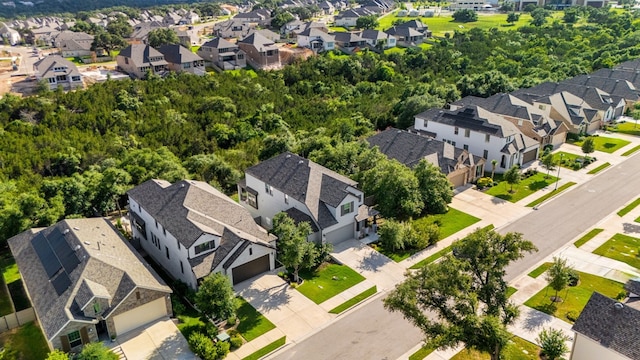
[563,74,640,103]
[239,32,277,51]
[572,292,640,359]
[511,81,617,111]
[625,278,640,296]
[157,44,203,64]
[119,44,168,67]
[591,68,640,90]
[245,152,359,230]
[8,218,170,342]
[34,55,81,79]
[202,37,237,50]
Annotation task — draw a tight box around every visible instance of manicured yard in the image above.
[329,286,377,314]
[524,271,625,323]
[485,172,558,203]
[574,228,604,248]
[328,26,348,32]
[236,297,275,341]
[622,144,640,156]
[570,136,630,154]
[297,263,365,304]
[451,336,539,360]
[527,262,552,278]
[610,121,640,137]
[0,322,49,360]
[175,300,205,339]
[525,182,576,207]
[242,336,286,360]
[587,162,610,174]
[409,345,435,360]
[617,198,640,216]
[593,233,640,269]
[551,151,582,170]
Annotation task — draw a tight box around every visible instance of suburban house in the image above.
[334,8,377,27]
[590,68,640,94]
[157,44,205,75]
[282,19,305,36]
[414,106,540,172]
[213,19,256,39]
[296,27,335,53]
[394,19,431,36]
[361,0,396,12]
[358,29,396,49]
[198,37,246,70]
[333,32,367,52]
[175,28,200,48]
[368,128,485,187]
[233,9,272,27]
[163,12,182,26]
[318,1,335,14]
[386,26,425,46]
[130,21,164,43]
[30,26,61,46]
[238,32,281,70]
[570,279,640,360]
[179,11,200,25]
[53,31,94,57]
[7,218,172,352]
[563,74,640,110]
[33,55,83,90]
[128,180,277,289]
[0,22,21,45]
[239,152,375,245]
[117,44,168,79]
[449,0,489,10]
[252,28,281,42]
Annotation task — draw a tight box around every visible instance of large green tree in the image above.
[384,228,537,360]
[413,160,453,215]
[195,272,237,321]
[147,28,179,47]
[356,15,379,29]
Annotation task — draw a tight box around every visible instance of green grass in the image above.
[451,336,539,360]
[610,121,640,137]
[574,228,604,248]
[485,172,558,203]
[175,304,205,339]
[506,286,517,298]
[528,262,552,278]
[587,162,610,174]
[618,198,640,216]
[236,297,276,341]
[191,45,201,53]
[0,254,30,312]
[408,345,435,360]
[622,144,640,156]
[297,263,365,304]
[383,47,407,55]
[0,322,49,360]
[328,26,348,32]
[242,336,286,360]
[571,136,631,154]
[524,271,625,323]
[409,244,453,269]
[593,233,640,269]
[329,286,377,314]
[551,151,582,170]
[525,182,576,207]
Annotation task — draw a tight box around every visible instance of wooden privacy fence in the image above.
[0,308,35,332]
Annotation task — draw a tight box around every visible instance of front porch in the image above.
[355,205,380,245]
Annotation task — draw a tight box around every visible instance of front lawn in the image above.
[574,228,604,248]
[485,172,558,202]
[593,233,640,269]
[570,136,631,154]
[0,322,49,360]
[236,297,275,342]
[297,263,365,304]
[551,151,582,170]
[329,286,377,314]
[523,271,625,323]
[451,336,540,360]
[610,121,640,137]
[409,345,435,360]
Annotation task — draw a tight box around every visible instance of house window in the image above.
[48,77,56,84]
[93,301,101,313]
[71,76,80,82]
[184,62,191,69]
[136,291,141,300]
[423,119,428,128]
[180,261,184,273]
[463,144,469,151]
[284,194,289,204]
[485,134,490,143]
[247,193,258,209]
[177,239,181,250]
[195,240,215,255]
[151,233,161,249]
[163,228,166,236]
[237,54,244,59]
[68,331,82,348]
[265,183,273,195]
[165,246,170,259]
[464,129,470,137]
[454,127,459,135]
[249,248,253,256]
[155,220,158,228]
[483,150,488,159]
[341,201,354,216]
[125,57,129,64]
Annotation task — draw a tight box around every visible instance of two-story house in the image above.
[233,9,272,27]
[214,19,256,39]
[116,44,168,79]
[53,31,94,57]
[334,8,377,27]
[357,29,396,49]
[33,55,83,90]
[296,27,335,53]
[128,180,276,289]
[157,44,205,75]
[414,106,540,172]
[238,32,281,70]
[198,38,247,70]
[238,152,370,245]
[386,26,425,46]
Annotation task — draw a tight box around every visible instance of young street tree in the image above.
[581,137,595,162]
[195,272,237,321]
[541,153,555,178]
[503,165,521,193]
[536,328,570,360]
[545,256,573,303]
[384,228,537,360]
[271,212,318,283]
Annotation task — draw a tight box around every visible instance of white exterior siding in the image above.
[570,333,630,360]
[215,242,275,283]
[335,17,358,27]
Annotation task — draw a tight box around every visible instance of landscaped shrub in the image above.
[413,222,440,247]
[616,290,628,301]
[476,177,493,188]
[227,315,237,326]
[568,271,580,286]
[227,329,239,337]
[171,294,186,315]
[230,335,243,349]
[205,321,219,338]
[572,162,582,170]
[188,332,229,360]
[566,310,579,322]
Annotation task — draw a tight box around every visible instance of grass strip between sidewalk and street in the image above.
[408,345,435,360]
[329,286,377,314]
[574,228,604,248]
[506,286,517,298]
[587,162,610,174]
[528,262,552,278]
[617,197,640,216]
[242,336,286,360]
[622,144,640,156]
[525,182,576,207]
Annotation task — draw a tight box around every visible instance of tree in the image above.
[563,7,580,24]
[581,137,595,162]
[536,328,570,360]
[545,257,572,303]
[77,342,118,360]
[91,32,126,54]
[147,28,179,48]
[530,8,548,26]
[106,17,133,38]
[500,1,515,12]
[541,154,555,178]
[195,273,237,321]
[503,165,521,192]
[413,160,453,215]
[188,332,230,360]
[356,15,379,29]
[491,159,498,180]
[384,228,537,360]
[271,213,318,283]
[452,9,478,23]
[506,12,520,24]
[45,350,69,360]
[271,12,295,30]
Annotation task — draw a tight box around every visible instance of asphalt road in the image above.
[272,151,640,360]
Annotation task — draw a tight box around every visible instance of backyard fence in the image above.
[0,308,35,332]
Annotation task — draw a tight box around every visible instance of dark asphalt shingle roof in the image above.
[119,44,168,67]
[157,44,203,64]
[201,37,237,50]
[563,74,640,102]
[590,68,640,90]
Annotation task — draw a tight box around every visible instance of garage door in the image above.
[232,255,270,285]
[113,297,167,336]
[522,149,537,164]
[448,173,466,188]
[324,224,353,245]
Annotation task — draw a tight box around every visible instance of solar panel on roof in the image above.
[51,272,71,296]
[48,228,80,274]
[31,233,62,278]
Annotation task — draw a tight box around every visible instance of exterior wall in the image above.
[129,197,198,289]
[51,322,98,352]
[116,55,144,78]
[61,49,92,58]
[237,43,280,69]
[214,241,276,284]
[105,287,171,338]
[570,333,631,360]
[450,0,487,10]
[335,17,358,27]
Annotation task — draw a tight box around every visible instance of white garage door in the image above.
[325,224,353,244]
[113,297,167,335]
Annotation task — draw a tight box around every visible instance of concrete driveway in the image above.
[108,318,196,360]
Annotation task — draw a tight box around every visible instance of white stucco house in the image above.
[414,105,540,173]
[128,180,277,289]
[238,152,376,245]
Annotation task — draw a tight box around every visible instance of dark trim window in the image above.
[454,127,459,135]
[165,246,170,259]
[180,261,184,274]
[463,144,469,151]
[485,134,490,143]
[195,240,215,255]
[265,183,273,195]
[341,201,354,216]
[483,150,488,159]
[247,193,258,209]
[464,129,470,137]
[68,330,82,348]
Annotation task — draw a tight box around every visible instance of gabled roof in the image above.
[298,27,334,42]
[245,152,360,230]
[130,20,164,40]
[358,29,392,41]
[386,26,423,37]
[333,31,365,44]
[119,44,168,67]
[590,68,640,91]
[336,8,375,19]
[563,74,640,103]
[615,58,640,71]
[511,82,617,112]
[34,55,81,78]
[8,218,170,342]
[573,292,640,359]
[53,30,93,43]
[395,19,428,30]
[239,32,278,51]
[157,44,203,64]
[234,8,271,20]
[201,37,237,49]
